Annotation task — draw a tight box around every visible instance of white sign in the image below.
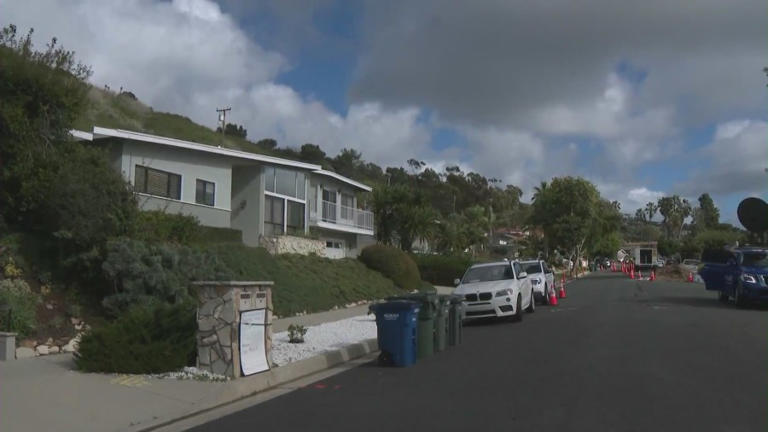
[239,309,269,376]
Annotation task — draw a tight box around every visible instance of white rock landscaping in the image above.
[271,315,377,366]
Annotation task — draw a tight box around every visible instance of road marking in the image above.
[111,375,149,387]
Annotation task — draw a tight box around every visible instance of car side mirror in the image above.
[453,278,461,286]
[518,272,527,279]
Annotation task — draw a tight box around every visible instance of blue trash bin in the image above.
[371,300,419,367]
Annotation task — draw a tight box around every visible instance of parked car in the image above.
[520,259,556,305]
[699,247,768,306]
[453,260,535,321]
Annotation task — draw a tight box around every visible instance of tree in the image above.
[254,138,277,150]
[0,25,92,222]
[298,143,326,165]
[532,181,548,203]
[530,177,601,271]
[645,201,658,222]
[692,193,720,234]
[332,148,363,179]
[657,195,692,240]
[216,123,246,138]
[635,208,646,222]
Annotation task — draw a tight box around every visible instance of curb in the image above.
[138,338,378,431]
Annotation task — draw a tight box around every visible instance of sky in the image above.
[2,0,766,223]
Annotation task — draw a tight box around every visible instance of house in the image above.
[70,127,375,258]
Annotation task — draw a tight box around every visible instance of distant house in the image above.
[70,127,374,259]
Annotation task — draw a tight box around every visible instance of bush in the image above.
[0,279,39,337]
[411,253,473,286]
[75,302,196,373]
[359,245,421,291]
[132,211,201,244]
[101,238,232,316]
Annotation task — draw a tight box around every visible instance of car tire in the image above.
[513,295,523,322]
[526,289,535,313]
[734,283,747,308]
[543,285,550,305]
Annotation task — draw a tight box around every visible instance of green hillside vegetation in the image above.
[73,87,276,155]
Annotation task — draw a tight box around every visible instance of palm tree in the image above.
[645,201,658,222]
[532,181,548,203]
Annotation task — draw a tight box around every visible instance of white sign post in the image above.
[239,309,269,376]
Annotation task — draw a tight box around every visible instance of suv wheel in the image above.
[513,295,523,322]
[734,283,747,308]
[543,285,550,305]
[526,289,535,313]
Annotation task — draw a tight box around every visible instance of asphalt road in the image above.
[190,273,767,432]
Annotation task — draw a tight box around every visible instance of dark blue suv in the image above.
[699,247,768,306]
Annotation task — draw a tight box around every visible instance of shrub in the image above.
[410,253,473,286]
[101,238,232,316]
[359,245,421,291]
[0,279,39,337]
[287,324,308,343]
[75,302,196,373]
[132,211,201,244]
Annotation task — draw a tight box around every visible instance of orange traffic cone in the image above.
[638,269,643,279]
[549,289,558,305]
[630,266,635,279]
[650,270,656,281]
[687,272,694,282]
[558,284,566,299]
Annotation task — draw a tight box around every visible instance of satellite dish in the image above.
[737,197,768,232]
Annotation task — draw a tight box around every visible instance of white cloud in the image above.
[678,119,768,196]
[0,0,429,166]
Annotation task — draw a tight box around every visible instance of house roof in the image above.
[73,127,323,171]
[312,169,373,192]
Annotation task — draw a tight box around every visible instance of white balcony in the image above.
[310,200,374,235]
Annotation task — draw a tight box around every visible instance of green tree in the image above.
[657,195,692,240]
[0,25,92,222]
[298,143,326,165]
[645,201,658,222]
[216,122,246,138]
[530,177,601,269]
[692,193,720,234]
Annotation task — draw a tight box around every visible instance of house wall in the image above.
[116,139,233,228]
[230,165,264,247]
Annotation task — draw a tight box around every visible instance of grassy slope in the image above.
[73,87,278,155]
[205,244,406,317]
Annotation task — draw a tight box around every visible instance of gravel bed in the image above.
[271,315,376,366]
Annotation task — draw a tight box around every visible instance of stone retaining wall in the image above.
[260,235,325,256]
[194,281,273,379]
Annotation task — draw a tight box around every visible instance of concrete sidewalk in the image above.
[0,306,376,432]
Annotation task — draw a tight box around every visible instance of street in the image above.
[190,272,767,432]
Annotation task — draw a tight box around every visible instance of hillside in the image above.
[73,87,280,156]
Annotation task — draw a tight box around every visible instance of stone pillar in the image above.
[0,332,17,361]
[193,281,273,379]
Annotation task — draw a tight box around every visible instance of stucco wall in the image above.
[118,140,234,212]
[136,194,231,228]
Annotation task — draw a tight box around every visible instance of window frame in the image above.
[195,178,216,207]
[134,164,182,200]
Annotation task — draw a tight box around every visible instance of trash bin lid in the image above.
[372,300,420,312]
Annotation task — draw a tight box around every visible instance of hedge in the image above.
[358,245,421,291]
[75,302,196,374]
[410,253,473,286]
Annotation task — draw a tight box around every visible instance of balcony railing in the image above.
[313,200,374,232]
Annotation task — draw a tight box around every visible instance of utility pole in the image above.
[216,107,231,133]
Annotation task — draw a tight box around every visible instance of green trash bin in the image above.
[387,292,437,359]
[447,295,464,346]
[435,295,450,352]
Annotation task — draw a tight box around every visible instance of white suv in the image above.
[453,260,535,321]
[520,260,555,305]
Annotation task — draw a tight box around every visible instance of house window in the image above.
[264,195,284,235]
[264,167,305,199]
[287,201,305,234]
[341,193,354,220]
[195,179,215,206]
[134,165,181,200]
[322,188,337,222]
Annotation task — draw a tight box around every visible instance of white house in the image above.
[70,127,375,258]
